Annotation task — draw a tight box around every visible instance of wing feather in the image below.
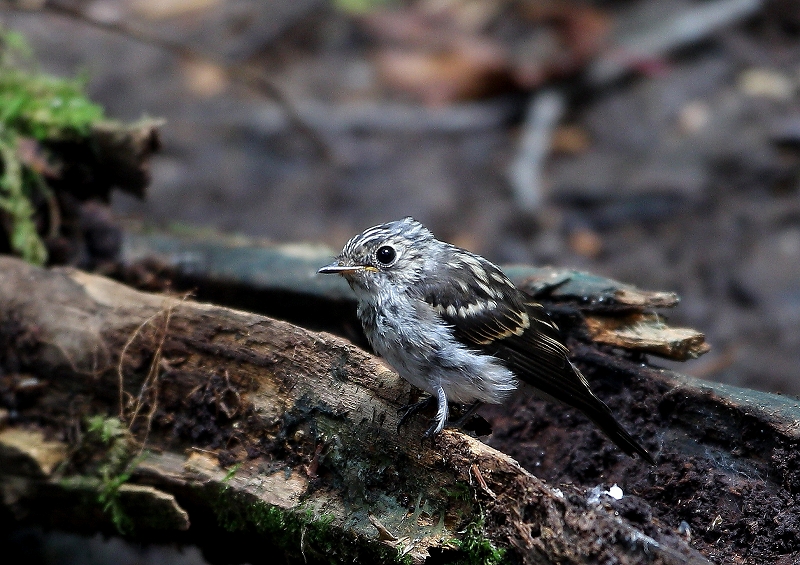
[412,250,654,463]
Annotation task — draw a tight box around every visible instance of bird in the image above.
[318,217,654,463]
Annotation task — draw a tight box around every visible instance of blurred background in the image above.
[2,0,798,397]
[3,1,800,564]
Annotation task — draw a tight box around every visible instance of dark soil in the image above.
[481,358,800,565]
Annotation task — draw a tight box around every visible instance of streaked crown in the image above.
[321,217,436,289]
[342,217,430,258]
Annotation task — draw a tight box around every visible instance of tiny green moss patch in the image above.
[0,27,106,264]
[210,488,412,564]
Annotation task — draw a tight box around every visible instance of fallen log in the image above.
[0,256,713,564]
[119,228,709,360]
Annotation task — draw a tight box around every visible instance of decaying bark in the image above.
[0,256,716,564]
[2,119,162,268]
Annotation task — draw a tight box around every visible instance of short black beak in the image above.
[318,262,364,275]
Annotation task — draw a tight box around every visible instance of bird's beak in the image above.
[318,261,366,275]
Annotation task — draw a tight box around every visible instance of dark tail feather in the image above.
[560,362,656,465]
[587,407,656,465]
[494,331,656,463]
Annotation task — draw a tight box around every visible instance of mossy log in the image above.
[0,255,716,564]
[115,231,800,565]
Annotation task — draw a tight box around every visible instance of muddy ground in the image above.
[482,355,800,565]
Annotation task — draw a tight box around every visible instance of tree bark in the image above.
[0,256,713,564]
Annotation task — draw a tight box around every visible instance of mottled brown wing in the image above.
[411,252,582,402]
[413,252,654,462]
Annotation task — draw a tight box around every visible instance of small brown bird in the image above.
[319,218,654,463]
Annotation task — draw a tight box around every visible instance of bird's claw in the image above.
[397,396,436,432]
[400,399,484,439]
[421,420,442,439]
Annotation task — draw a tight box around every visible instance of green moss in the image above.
[221,462,242,484]
[86,414,127,445]
[0,136,46,264]
[333,0,391,15]
[0,30,104,139]
[450,515,506,565]
[83,415,143,534]
[441,482,472,504]
[0,27,107,264]
[50,416,149,535]
[210,489,412,565]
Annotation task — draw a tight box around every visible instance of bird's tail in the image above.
[584,402,656,465]
[562,361,656,464]
[526,364,656,464]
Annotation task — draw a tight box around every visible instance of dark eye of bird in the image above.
[376,245,396,265]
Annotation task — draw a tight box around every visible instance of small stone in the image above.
[608,484,624,500]
[568,228,603,259]
[678,101,710,134]
[739,69,795,100]
[678,520,692,541]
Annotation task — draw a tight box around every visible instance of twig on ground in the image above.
[588,0,764,86]
[508,88,565,211]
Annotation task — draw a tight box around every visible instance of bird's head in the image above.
[318,217,434,293]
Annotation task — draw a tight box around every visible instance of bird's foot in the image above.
[421,387,449,439]
[422,419,443,439]
[397,396,436,432]
[399,400,488,438]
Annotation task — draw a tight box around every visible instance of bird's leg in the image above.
[422,386,449,439]
[447,401,483,430]
[397,396,436,432]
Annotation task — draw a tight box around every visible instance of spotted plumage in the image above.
[319,217,654,463]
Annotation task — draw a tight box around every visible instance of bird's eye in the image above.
[375,245,396,265]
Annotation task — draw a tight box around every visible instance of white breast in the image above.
[356,287,517,405]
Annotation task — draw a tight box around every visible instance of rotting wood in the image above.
[0,428,68,477]
[583,314,710,360]
[41,119,162,202]
[87,120,162,199]
[0,256,711,564]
